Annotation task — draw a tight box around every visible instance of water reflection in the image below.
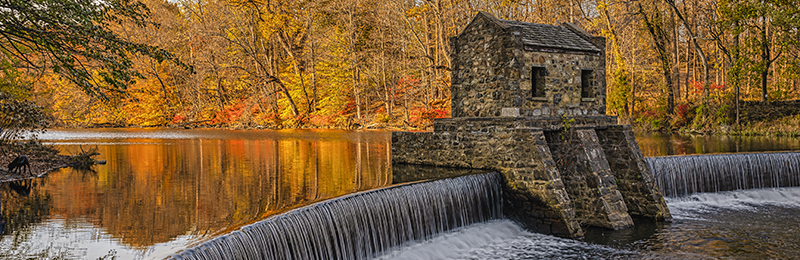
[635,132,800,156]
[0,129,392,259]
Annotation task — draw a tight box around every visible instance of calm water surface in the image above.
[1,129,799,259]
[636,132,800,156]
[1,129,391,259]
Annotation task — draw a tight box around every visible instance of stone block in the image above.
[501,107,520,117]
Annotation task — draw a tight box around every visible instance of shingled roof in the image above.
[476,11,602,53]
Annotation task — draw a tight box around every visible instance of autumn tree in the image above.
[0,0,187,135]
[637,0,677,121]
[0,0,183,98]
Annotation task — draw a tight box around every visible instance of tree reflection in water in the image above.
[636,132,800,156]
[0,129,392,259]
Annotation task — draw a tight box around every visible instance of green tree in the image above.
[0,0,186,138]
[0,0,183,99]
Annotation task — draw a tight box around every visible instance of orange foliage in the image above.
[171,114,187,124]
[212,103,246,125]
[409,108,448,127]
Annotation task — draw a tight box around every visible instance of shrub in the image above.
[0,91,50,143]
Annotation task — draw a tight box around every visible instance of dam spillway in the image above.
[646,152,800,197]
[168,172,502,260]
[166,151,800,259]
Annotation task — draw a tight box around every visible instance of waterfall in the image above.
[646,152,800,197]
[168,172,502,260]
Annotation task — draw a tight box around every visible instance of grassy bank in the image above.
[733,115,800,137]
[630,114,800,137]
[629,100,800,137]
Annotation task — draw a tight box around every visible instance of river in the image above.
[0,129,798,259]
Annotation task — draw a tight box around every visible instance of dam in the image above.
[392,11,671,237]
[162,12,800,259]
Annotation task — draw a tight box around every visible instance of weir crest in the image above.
[168,173,502,260]
[647,152,800,197]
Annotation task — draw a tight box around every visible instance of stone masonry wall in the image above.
[450,15,519,118]
[517,51,606,117]
[392,125,583,237]
[596,125,672,221]
[449,16,606,118]
[393,118,672,237]
[433,116,617,133]
[544,128,633,229]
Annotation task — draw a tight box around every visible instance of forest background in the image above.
[2,0,800,136]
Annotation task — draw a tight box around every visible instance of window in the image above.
[532,67,546,98]
[581,70,593,98]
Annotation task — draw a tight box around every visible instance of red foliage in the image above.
[690,80,726,95]
[308,114,331,125]
[343,100,356,114]
[171,114,187,124]
[676,103,690,118]
[409,107,447,127]
[642,109,659,117]
[212,103,246,125]
[673,103,692,127]
[396,76,421,87]
[394,76,421,99]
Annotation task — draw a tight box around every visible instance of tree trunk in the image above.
[666,0,708,117]
[760,24,769,102]
[685,39,691,100]
[347,4,362,121]
[638,3,675,117]
[380,22,392,117]
[276,31,311,113]
[271,76,300,116]
[308,12,318,113]
[733,28,740,127]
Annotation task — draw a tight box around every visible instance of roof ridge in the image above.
[476,11,511,29]
[470,11,602,53]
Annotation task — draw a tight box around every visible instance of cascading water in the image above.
[646,151,800,197]
[168,172,502,260]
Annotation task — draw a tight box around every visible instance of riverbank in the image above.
[0,141,67,182]
[661,114,800,137]
[99,117,800,137]
[0,141,99,183]
[734,114,800,137]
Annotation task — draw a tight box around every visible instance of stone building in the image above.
[450,11,607,118]
[393,12,671,238]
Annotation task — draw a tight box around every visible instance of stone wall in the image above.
[393,117,671,237]
[449,16,606,118]
[596,125,672,221]
[432,116,617,133]
[740,100,800,121]
[517,51,606,117]
[391,164,490,184]
[392,122,583,237]
[450,15,519,118]
[544,128,633,230]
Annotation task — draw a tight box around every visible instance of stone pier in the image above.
[393,117,670,237]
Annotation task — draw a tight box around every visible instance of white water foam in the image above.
[666,186,800,218]
[377,219,637,260]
